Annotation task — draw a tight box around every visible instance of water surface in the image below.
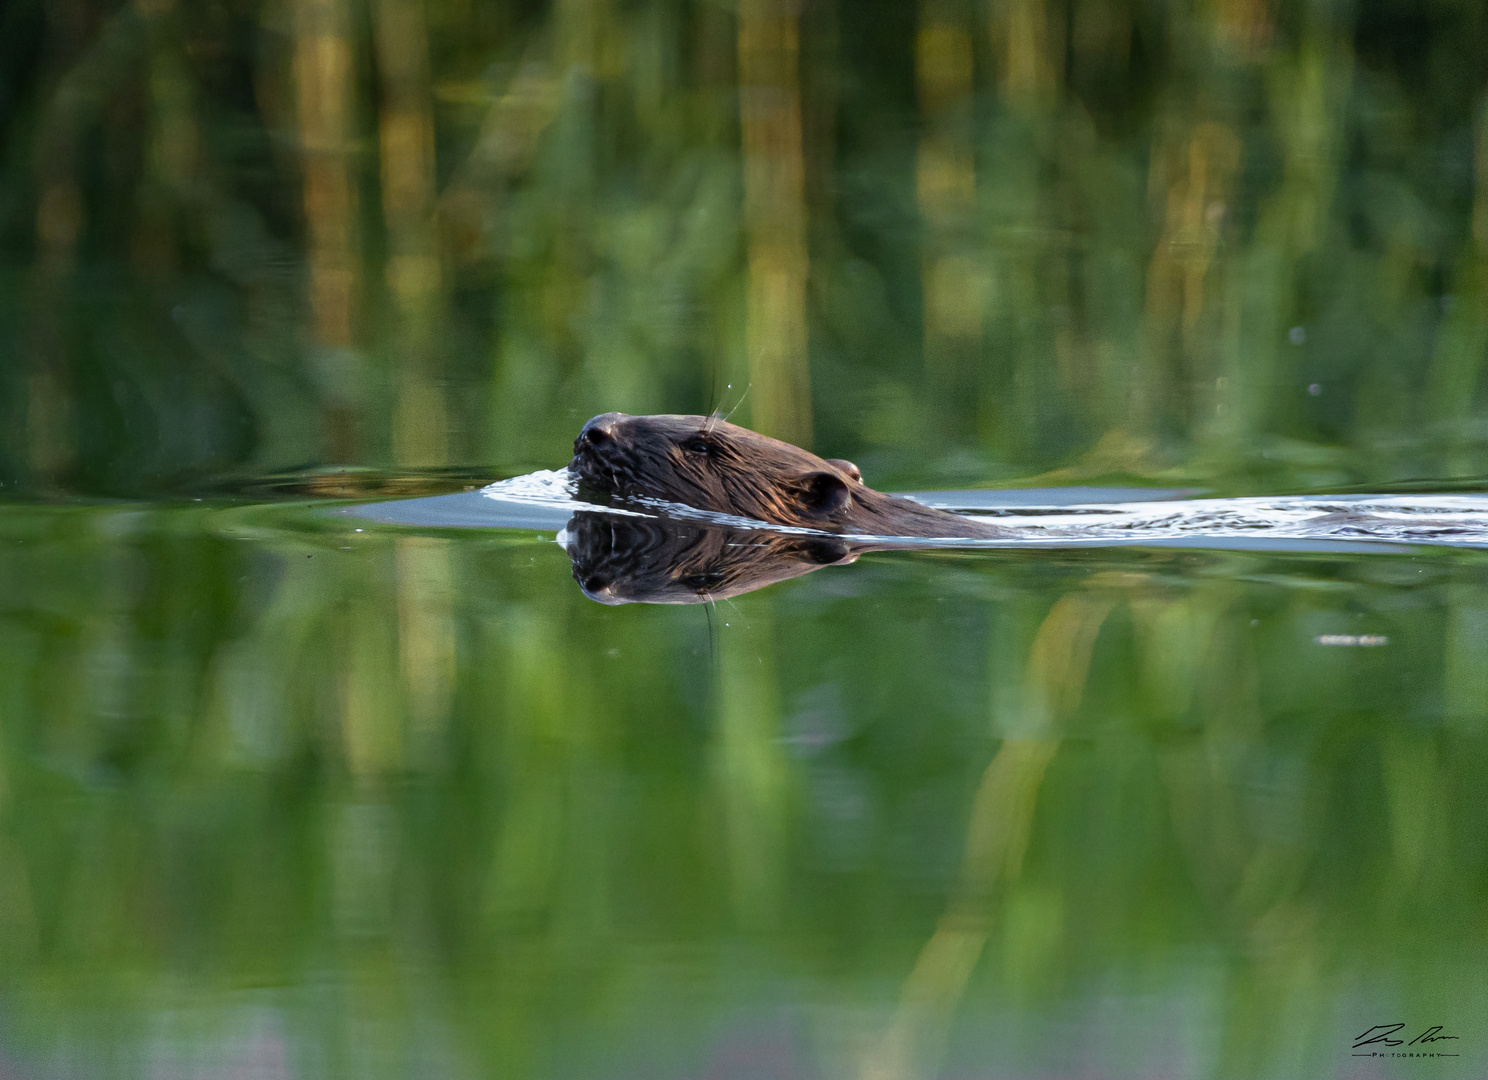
[0,488,1484,1078]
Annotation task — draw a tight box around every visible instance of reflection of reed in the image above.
[395,537,456,769]
[340,581,403,778]
[3,502,1487,1068]
[714,605,790,929]
[738,0,812,446]
[864,588,1118,1080]
[293,0,361,459]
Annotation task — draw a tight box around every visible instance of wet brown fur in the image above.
[570,412,1006,538]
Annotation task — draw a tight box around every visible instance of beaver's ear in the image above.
[799,471,852,516]
[824,458,862,483]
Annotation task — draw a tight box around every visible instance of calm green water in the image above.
[0,497,1485,1078]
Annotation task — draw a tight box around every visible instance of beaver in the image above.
[569,412,1007,538]
[565,511,865,604]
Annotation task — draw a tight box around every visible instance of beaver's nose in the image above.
[577,412,625,449]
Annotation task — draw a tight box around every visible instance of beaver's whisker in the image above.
[721,382,751,425]
[703,598,716,661]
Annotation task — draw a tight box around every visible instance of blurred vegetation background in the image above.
[4,0,1488,494]
[5,4,1488,1074]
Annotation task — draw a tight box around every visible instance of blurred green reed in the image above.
[0,506,1485,1076]
[3,0,1488,493]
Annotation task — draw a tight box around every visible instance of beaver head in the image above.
[571,412,860,527]
[569,412,1004,538]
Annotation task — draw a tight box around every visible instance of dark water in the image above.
[1,487,1486,1078]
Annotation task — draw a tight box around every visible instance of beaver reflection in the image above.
[563,512,863,604]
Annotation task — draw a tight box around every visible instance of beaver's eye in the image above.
[682,437,712,455]
[682,571,724,590]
